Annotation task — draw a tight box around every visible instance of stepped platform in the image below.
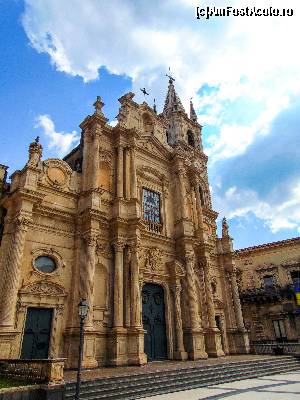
[64,355,300,400]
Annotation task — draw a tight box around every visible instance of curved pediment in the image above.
[41,158,78,191]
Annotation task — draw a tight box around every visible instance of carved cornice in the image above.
[34,205,75,222]
[235,236,300,256]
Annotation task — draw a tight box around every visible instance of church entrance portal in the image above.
[21,308,53,359]
[142,283,167,361]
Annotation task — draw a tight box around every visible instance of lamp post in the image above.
[75,299,89,400]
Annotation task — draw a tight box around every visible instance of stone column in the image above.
[92,134,100,189]
[124,248,131,328]
[227,269,250,354]
[172,283,188,360]
[194,183,204,230]
[113,242,124,327]
[185,253,201,330]
[192,187,198,230]
[203,263,217,329]
[124,147,130,199]
[130,247,141,328]
[178,169,187,220]
[0,216,30,328]
[184,252,207,359]
[79,233,97,329]
[117,145,124,198]
[130,147,137,199]
[231,269,245,330]
[202,258,224,357]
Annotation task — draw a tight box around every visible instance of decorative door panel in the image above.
[142,283,167,360]
[21,308,53,359]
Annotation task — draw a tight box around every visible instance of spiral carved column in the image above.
[230,269,245,330]
[171,283,187,359]
[0,216,30,328]
[203,262,217,329]
[79,233,97,329]
[185,253,201,330]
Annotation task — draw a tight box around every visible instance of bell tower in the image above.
[162,77,203,151]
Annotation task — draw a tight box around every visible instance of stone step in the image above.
[65,359,300,399]
[65,356,297,391]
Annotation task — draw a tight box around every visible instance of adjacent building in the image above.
[235,237,300,343]
[0,80,249,368]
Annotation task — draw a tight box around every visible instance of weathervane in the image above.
[140,87,149,98]
[166,67,175,83]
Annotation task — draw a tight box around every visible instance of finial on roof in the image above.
[153,98,157,114]
[93,96,104,115]
[35,136,40,143]
[190,98,198,122]
[166,67,175,84]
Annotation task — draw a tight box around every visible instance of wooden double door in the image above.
[142,283,167,361]
[21,308,53,359]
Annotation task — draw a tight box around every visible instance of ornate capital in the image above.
[14,215,32,231]
[82,232,98,247]
[113,241,125,253]
[171,283,182,295]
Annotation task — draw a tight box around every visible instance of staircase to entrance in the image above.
[64,355,300,400]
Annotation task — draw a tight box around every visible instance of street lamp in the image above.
[75,299,89,400]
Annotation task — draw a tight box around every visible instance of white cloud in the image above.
[21,0,300,161]
[109,120,118,127]
[35,115,79,157]
[214,182,300,234]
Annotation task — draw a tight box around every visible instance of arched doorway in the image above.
[142,283,167,361]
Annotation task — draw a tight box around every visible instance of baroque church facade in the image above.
[0,79,249,368]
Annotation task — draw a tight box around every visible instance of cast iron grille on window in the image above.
[143,188,162,233]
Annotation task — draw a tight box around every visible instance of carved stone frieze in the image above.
[20,281,67,297]
[144,247,164,273]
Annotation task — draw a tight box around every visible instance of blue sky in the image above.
[1,0,300,249]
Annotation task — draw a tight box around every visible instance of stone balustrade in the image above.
[0,359,65,383]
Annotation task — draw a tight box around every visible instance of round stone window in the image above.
[34,256,56,273]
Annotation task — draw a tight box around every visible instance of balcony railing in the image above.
[251,341,300,355]
[240,284,295,304]
[145,221,163,234]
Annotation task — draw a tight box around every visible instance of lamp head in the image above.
[78,298,89,319]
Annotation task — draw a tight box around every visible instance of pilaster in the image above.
[0,215,31,329]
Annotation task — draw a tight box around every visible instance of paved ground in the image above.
[64,355,279,382]
[143,371,300,400]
